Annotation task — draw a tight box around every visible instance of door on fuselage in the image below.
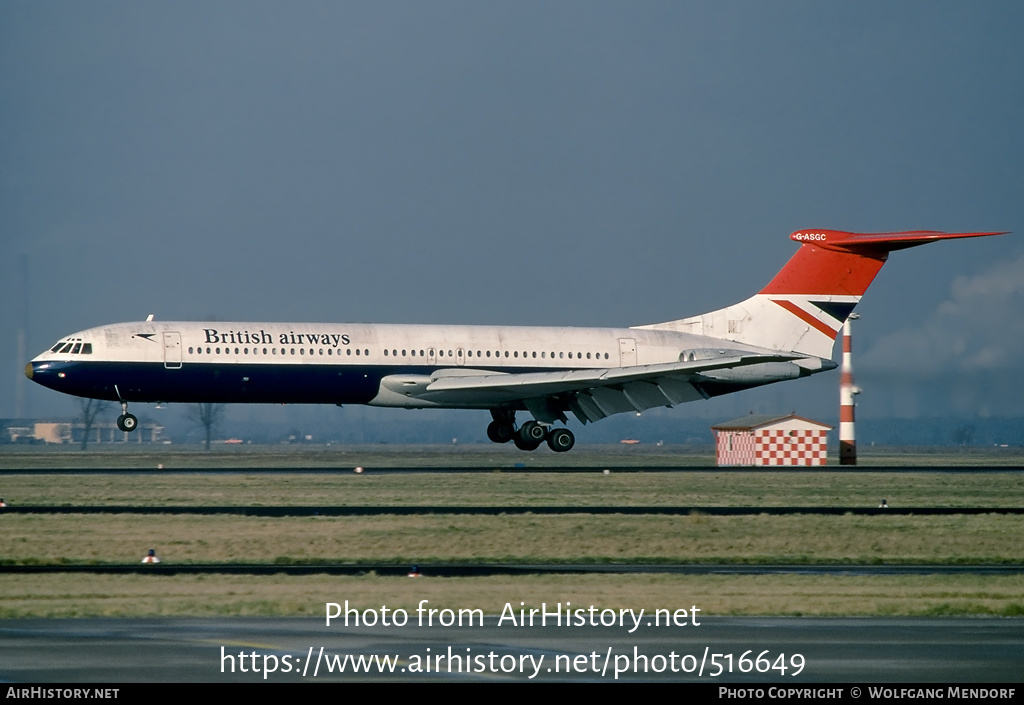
[618,338,636,367]
[163,332,182,369]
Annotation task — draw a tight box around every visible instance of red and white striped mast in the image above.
[839,313,860,465]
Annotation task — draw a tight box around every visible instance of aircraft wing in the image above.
[407,353,800,424]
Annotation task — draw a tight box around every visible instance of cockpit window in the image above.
[50,340,92,354]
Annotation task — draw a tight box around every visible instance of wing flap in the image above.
[425,353,796,397]
[622,380,674,410]
[569,393,607,424]
[411,353,799,422]
[589,386,637,416]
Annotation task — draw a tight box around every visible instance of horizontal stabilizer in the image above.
[790,229,1008,254]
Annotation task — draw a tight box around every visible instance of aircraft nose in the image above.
[25,360,68,392]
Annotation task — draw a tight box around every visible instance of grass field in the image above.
[2,573,1022,619]
[4,513,1023,565]
[3,468,1023,507]
[1,448,1022,617]
[2,443,1022,469]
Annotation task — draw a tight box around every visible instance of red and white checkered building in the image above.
[711,414,832,467]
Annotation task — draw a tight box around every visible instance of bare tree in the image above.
[952,424,976,451]
[188,403,226,450]
[78,398,110,450]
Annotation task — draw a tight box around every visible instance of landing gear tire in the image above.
[546,427,575,453]
[487,421,515,444]
[513,421,546,451]
[519,421,547,442]
[513,434,542,451]
[117,413,138,432]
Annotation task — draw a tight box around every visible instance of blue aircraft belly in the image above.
[30,360,400,405]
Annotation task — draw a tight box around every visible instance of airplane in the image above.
[25,228,1006,452]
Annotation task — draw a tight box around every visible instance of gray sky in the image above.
[3,1,1022,426]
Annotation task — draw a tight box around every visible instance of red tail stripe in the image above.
[771,299,839,339]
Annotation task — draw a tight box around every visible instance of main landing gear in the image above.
[116,400,138,433]
[486,410,575,453]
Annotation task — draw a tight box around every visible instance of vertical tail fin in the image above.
[636,229,1007,358]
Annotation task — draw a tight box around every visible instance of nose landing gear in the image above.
[115,393,138,433]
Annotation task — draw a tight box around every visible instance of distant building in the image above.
[33,422,73,444]
[711,413,832,467]
[1,418,164,444]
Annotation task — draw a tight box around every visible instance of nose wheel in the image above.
[116,399,138,432]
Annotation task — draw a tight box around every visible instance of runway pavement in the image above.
[1,616,1021,683]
